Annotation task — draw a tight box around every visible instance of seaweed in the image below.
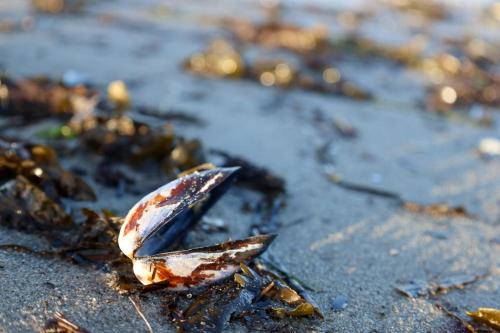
[31,0,86,14]
[0,76,211,185]
[436,303,499,333]
[94,162,135,193]
[0,138,96,202]
[211,149,286,199]
[328,173,402,201]
[184,40,371,100]
[0,176,73,232]
[226,19,329,53]
[164,263,320,333]
[435,303,478,333]
[0,76,98,126]
[385,0,447,20]
[221,2,499,121]
[467,308,500,331]
[70,111,207,181]
[0,138,99,234]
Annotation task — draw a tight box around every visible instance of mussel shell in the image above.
[118,167,239,259]
[132,234,275,289]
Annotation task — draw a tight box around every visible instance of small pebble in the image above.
[331,294,348,311]
[388,248,399,256]
[478,137,500,157]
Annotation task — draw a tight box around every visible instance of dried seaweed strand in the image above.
[329,176,402,201]
[434,303,477,333]
[129,296,154,333]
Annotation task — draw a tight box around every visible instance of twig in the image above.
[43,312,90,333]
[129,295,154,333]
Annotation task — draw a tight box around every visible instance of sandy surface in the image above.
[0,0,499,332]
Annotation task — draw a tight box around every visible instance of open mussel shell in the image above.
[118,167,276,289]
[133,234,275,289]
[118,167,240,259]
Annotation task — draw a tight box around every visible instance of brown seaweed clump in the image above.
[185,39,371,100]
[70,113,206,182]
[31,0,85,14]
[0,76,98,126]
[0,139,95,201]
[228,19,329,53]
[165,263,322,333]
[0,138,96,232]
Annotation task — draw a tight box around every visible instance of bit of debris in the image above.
[395,273,485,298]
[42,312,90,333]
[332,118,358,138]
[424,230,449,240]
[403,202,474,219]
[271,302,316,318]
[434,303,478,333]
[331,295,348,312]
[136,106,205,126]
[395,279,430,298]
[328,173,402,200]
[129,296,154,333]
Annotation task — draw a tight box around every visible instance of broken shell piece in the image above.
[118,167,276,289]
